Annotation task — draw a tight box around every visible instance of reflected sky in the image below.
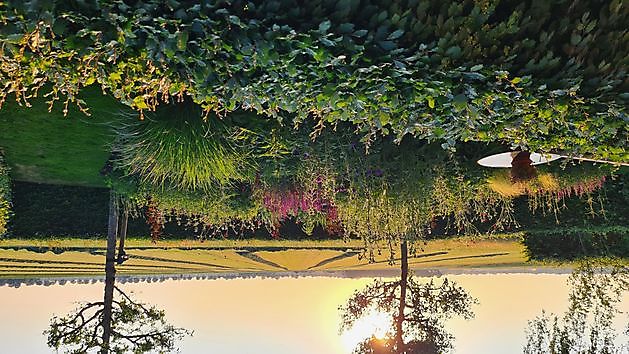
[1,272,627,353]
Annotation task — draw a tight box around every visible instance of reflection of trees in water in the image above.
[524,259,628,354]
[339,241,476,354]
[44,194,190,353]
[45,285,190,353]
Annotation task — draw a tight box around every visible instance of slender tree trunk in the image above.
[117,209,128,263]
[101,191,118,354]
[395,239,408,352]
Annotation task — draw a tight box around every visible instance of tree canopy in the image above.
[0,0,627,161]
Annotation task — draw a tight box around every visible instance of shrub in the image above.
[523,226,629,260]
[0,151,10,235]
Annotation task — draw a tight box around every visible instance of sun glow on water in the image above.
[340,310,391,353]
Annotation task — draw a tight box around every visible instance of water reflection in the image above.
[43,203,191,354]
[339,241,476,353]
[45,283,190,353]
[524,260,629,353]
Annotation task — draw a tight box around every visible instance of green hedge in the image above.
[523,226,629,260]
[0,151,10,235]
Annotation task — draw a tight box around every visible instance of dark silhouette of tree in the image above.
[45,285,190,354]
[524,259,629,354]
[45,192,190,353]
[339,241,476,354]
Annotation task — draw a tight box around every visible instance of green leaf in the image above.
[427,96,435,109]
[319,20,332,33]
[133,96,149,110]
[387,29,404,40]
[470,64,483,72]
[176,31,188,51]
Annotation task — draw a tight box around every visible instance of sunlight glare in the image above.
[340,310,391,352]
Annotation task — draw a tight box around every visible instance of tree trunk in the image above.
[395,239,408,352]
[101,191,118,354]
[117,209,128,264]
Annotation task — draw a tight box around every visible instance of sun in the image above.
[340,310,391,352]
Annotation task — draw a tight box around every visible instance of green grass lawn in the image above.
[0,86,129,187]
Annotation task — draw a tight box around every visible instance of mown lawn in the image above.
[0,86,129,187]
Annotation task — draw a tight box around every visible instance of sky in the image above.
[0,272,627,354]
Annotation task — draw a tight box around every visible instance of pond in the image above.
[1,270,627,353]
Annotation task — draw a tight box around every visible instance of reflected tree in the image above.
[524,259,629,354]
[45,285,190,354]
[45,192,191,353]
[339,241,477,354]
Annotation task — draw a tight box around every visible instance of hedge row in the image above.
[523,226,629,260]
[0,151,10,235]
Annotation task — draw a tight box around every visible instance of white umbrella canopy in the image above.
[477,152,562,168]
[477,151,629,168]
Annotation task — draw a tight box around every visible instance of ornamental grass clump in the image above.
[114,100,253,192]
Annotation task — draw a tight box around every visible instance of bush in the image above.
[0,151,11,236]
[523,226,629,261]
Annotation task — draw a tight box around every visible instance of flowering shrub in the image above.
[260,186,340,238]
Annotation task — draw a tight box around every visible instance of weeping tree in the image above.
[523,259,629,354]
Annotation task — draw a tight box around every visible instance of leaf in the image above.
[133,96,149,110]
[338,23,355,33]
[176,31,188,51]
[387,29,404,40]
[228,15,241,26]
[352,29,368,38]
[470,64,483,72]
[445,46,462,58]
[377,41,397,51]
[427,96,435,109]
[452,94,467,110]
[319,20,332,33]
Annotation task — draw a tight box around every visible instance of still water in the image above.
[0,271,627,353]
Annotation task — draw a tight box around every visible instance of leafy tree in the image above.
[523,259,629,354]
[339,241,477,353]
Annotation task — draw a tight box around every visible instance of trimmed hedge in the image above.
[523,226,629,260]
[0,152,10,235]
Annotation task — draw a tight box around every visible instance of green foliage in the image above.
[523,226,629,261]
[524,259,629,353]
[0,151,11,235]
[0,1,626,161]
[114,100,254,192]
